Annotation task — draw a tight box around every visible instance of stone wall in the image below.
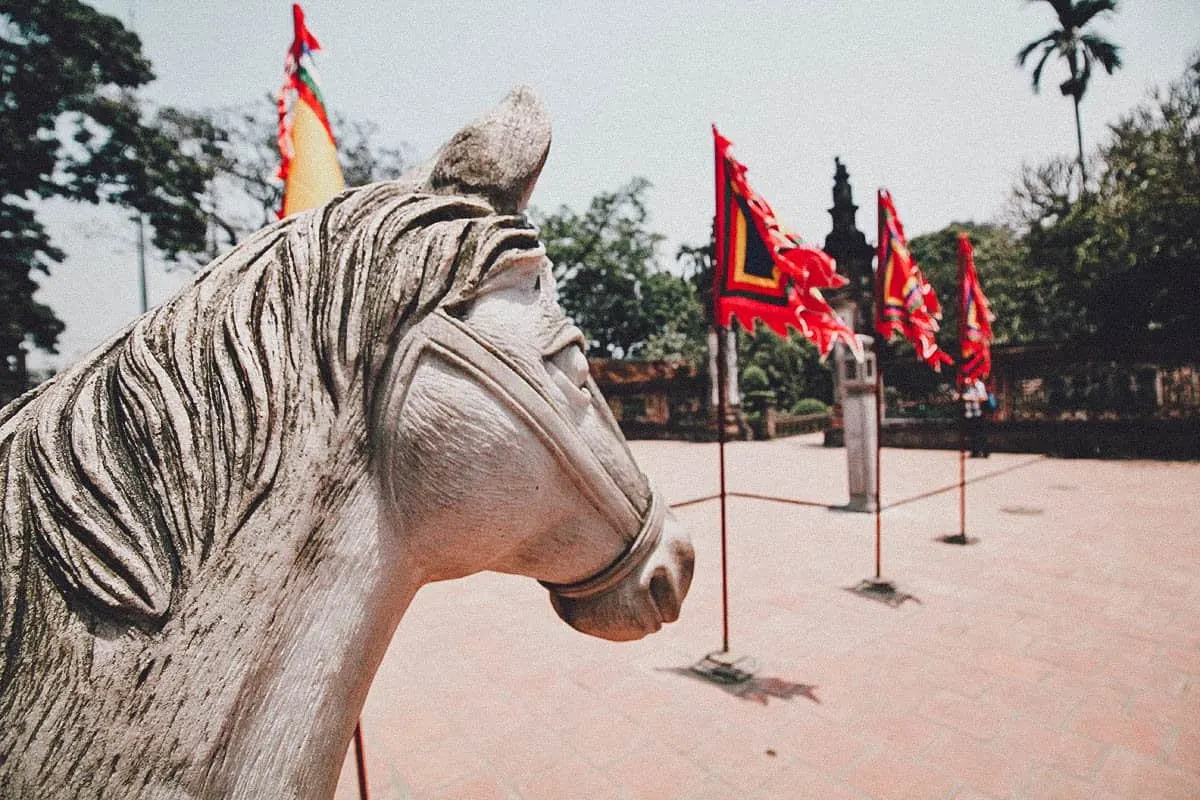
[882,417,1199,460]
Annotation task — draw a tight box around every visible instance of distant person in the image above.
[962,377,989,458]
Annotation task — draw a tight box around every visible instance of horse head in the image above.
[0,86,692,797]
[374,87,694,641]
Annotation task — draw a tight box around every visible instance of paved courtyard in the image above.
[335,436,1200,799]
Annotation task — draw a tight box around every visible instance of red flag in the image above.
[957,232,994,386]
[713,126,860,359]
[875,189,952,370]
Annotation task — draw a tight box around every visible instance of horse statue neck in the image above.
[154,476,417,798]
[0,217,427,796]
[2,411,420,797]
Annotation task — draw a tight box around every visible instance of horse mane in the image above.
[0,181,538,668]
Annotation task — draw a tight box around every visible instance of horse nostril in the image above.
[648,567,679,623]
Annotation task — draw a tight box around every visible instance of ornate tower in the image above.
[822,157,875,333]
[822,157,878,455]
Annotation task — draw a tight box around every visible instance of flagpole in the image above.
[863,191,895,594]
[873,192,884,581]
[959,421,967,537]
[944,234,972,546]
[958,248,967,542]
[353,722,369,800]
[873,333,883,579]
[959,241,966,540]
[710,138,731,656]
[716,323,731,654]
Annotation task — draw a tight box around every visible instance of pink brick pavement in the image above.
[334,436,1200,799]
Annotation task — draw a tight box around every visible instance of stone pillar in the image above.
[822,157,876,448]
[841,335,877,512]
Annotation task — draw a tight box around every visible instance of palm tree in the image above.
[1017,0,1122,188]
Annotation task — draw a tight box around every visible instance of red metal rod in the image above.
[354,721,369,800]
[959,415,967,537]
[716,325,731,654]
[718,432,730,653]
[873,337,883,579]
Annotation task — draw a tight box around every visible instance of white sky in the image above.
[31,0,1200,369]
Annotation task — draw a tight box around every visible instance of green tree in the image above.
[675,239,715,326]
[0,0,215,403]
[638,271,707,363]
[1077,58,1200,346]
[1017,0,1123,188]
[534,179,704,361]
[1006,158,1099,340]
[737,323,833,410]
[907,222,1065,347]
[1004,59,1200,349]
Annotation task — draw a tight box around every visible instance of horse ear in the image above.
[425,86,551,213]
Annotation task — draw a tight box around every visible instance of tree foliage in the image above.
[908,222,1048,348]
[1080,59,1200,346]
[0,0,215,402]
[534,179,705,361]
[907,60,1200,355]
[737,323,833,409]
[1010,59,1200,349]
[195,100,409,255]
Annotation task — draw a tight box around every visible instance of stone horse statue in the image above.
[0,88,693,799]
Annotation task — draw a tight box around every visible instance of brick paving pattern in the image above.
[334,436,1200,799]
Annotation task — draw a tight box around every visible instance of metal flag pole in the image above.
[943,239,973,546]
[959,418,967,536]
[690,322,754,683]
[353,722,369,800]
[873,333,884,580]
[852,189,900,601]
[716,324,731,654]
[941,410,973,545]
[690,165,753,684]
[873,191,885,581]
[942,377,972,545]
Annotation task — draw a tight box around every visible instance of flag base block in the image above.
[848,577,918,607]
[834,497,877,514]
[689,650,757,685]
[939,533,978,546]
[860,576,896,594]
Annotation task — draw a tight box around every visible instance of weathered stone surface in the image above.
[0,87,692,799]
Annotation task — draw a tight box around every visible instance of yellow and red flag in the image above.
[713,126,860,359]
[875,189,952,370]
[277,3,344,217]
[957,233,994,386]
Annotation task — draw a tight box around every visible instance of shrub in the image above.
[791,397,830,416]
[740,365,769,393]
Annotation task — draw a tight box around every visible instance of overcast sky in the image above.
[31,0,1200,369]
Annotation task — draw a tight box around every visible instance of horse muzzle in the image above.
[542,492,695,642]
[397,310,694,642]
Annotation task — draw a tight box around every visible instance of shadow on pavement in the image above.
[661,666,821,706]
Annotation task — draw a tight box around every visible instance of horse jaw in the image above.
[549,511,695,642]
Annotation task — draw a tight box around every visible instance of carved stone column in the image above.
[823,157,876,447]
[841,335,878,512]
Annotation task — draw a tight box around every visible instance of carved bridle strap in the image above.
[540,489,664,599]
[395,310,662,598]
